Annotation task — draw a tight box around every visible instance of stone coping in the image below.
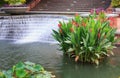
[26,11,90,15]
[0,11,90,15]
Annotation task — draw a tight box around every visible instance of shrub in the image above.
[52,11,118,65]
[0,0,6,7]
[0,61,55,78]
[4,0,26,6]
[111,0,120,8]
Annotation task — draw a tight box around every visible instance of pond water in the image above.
[0,40,120,78]
[0,14,120,78]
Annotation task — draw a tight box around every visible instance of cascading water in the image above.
[0,14,68,43]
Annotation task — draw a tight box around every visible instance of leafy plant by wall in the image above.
[111,0,120,8]
[4,0,26,6]
[0,0,6,7]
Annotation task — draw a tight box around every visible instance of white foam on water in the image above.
[9,15,69,44]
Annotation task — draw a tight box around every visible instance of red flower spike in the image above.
[108,17,115,27]
[98,33,100,38]
[96,10,99,15]
[72,21,77,26]
[75,13,79,16]
[82,22,86,27]
[89,29,92,32]
[110,21,114,27]
[90,9,94,14]
[59,29,62,33]
[75,56,79,62]
[70,28,74,32]
[58,24,62,28]
[104,35,106,39]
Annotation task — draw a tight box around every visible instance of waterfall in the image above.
[0,14,68,43]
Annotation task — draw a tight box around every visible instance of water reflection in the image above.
[59,48,120,78]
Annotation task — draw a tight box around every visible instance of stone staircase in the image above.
[31,0,111,12]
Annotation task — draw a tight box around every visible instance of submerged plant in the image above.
[52,12,119,65]
[0,61,55,78]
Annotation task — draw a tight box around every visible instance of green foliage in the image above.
[52,12,118,65]
[0,0,6,7]
[111,0,120,8]
[0,61,55,78]
[4,0,26,5]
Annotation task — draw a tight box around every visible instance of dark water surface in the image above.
[0,40,120,78]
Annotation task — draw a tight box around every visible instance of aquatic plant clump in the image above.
[52,11,118,65]
[0,61,55,78]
